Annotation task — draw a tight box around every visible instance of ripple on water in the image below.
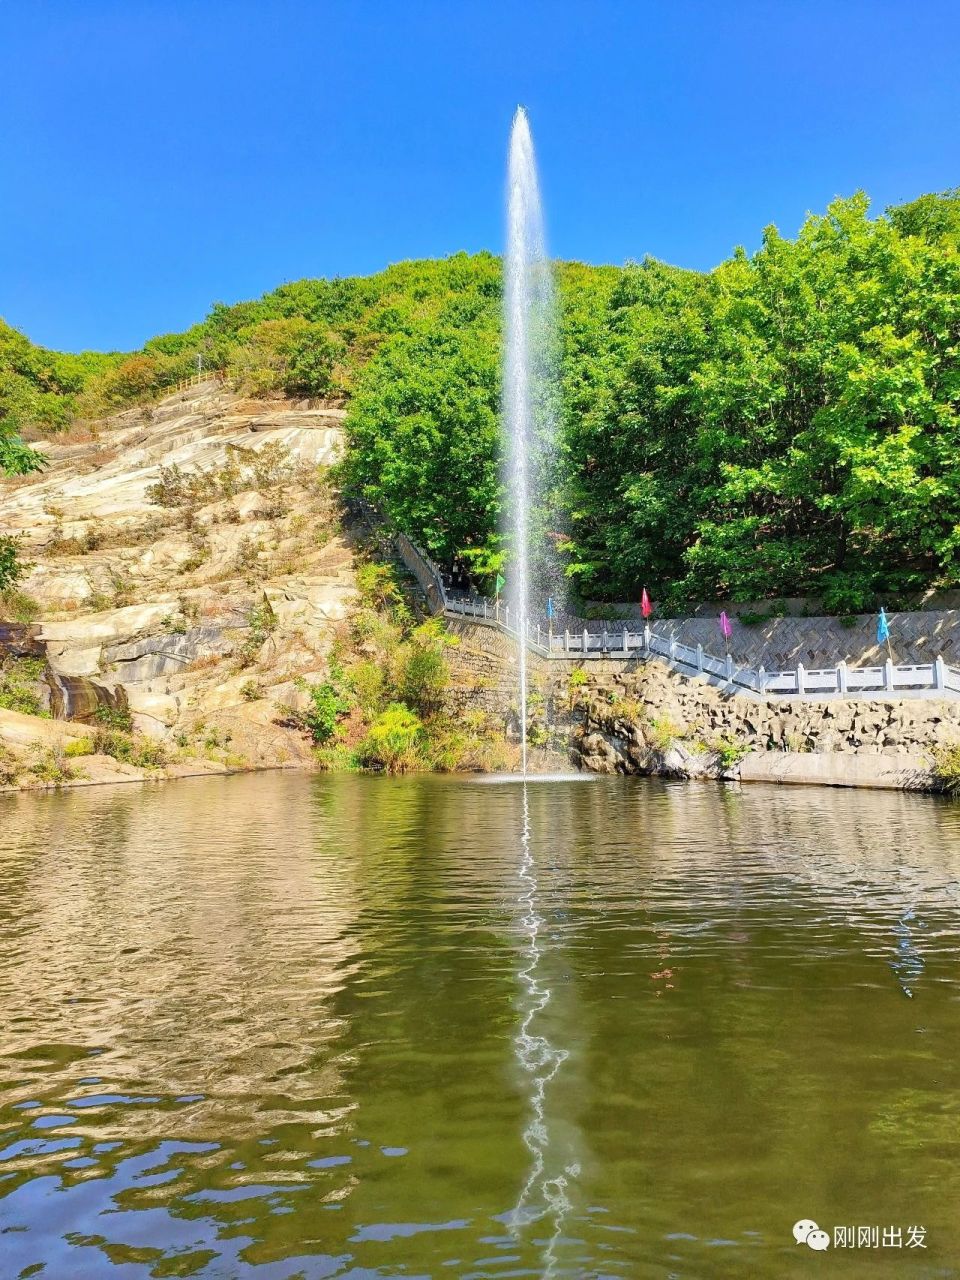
[0,771,959,1276]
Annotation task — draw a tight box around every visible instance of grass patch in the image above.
[0,589,41,622]
[93,726,167,769]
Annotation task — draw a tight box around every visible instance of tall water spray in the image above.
[504,107,558,774]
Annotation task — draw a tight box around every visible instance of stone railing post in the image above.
[797,661,805,694]
[935,654,945,690]
[885,658,894,691]
[758,664,766,693]
[644,623,651,652]
[622,628,629,654]
[725,652,733,680]
[602,628,608,652]
[838,660,847,694]
[669,636,676,663]
[582,627,589,655]
[696,643,704,672]
[564,629,570,655]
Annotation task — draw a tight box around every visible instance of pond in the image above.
[1,772,959,1278]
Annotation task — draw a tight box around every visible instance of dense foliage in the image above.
[295,560,510,773]
[348,190,960,611]
[567,192,960,610]
[6,191,960,610]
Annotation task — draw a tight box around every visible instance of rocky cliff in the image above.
[1,382,358,788]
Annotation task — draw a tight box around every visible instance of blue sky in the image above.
[3,0,960,352]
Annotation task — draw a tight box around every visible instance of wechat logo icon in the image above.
[794,1219,830,1251]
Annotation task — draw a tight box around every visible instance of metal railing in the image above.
[358,501,960,699]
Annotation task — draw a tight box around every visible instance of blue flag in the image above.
[546,596,555,621]
[877,607,890,644]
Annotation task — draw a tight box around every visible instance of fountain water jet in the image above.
[503,106,558,774]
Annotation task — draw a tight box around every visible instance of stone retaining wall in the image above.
[444,619,957,789]
[574,663,957,786]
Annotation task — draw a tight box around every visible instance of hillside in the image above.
[5,188,960,621]
[0,382,354,785]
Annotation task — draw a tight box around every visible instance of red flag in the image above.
[719,610,733,641]
[641,588,652,619]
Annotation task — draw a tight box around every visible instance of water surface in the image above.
[1,773,959,1277]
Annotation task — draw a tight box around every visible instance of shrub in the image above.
[0,743,19,786]
[64,737,95,757]
[348,659,385,715]
[0,656,48,716]
[649,717,681,751]
[567,667,589,708]
[397,620,452,715]
[94,703,134,732]
[355,703,424,772]
[29,746,77,785]
[231,535,264,578]
[355,562,402,610]
[294,674,349,744]
[236,598,277,666]
[93,725,167,769]
[933,745,960,794]
[714,737,748,769]
[131,737,168,769]
[0,536,25,593]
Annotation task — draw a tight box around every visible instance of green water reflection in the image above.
[0,772,959,1277]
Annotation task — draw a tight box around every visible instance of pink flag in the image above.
[641,587,652,619]
[719,610,733,641]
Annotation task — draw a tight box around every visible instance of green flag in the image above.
[495,573,505,595]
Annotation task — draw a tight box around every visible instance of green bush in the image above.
[397,620,452,715]
[355,562,401,610]
[355,703,424,772]
[303,682,347,744]
[347,660,385,715]
[933,745,960,794]
[714,737,748,769]
[649,717,681,751]
[94,703,134,732]
[0,537,25,593]
[0,656,47,716]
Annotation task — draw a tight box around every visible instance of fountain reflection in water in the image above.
[509,785,579,1272]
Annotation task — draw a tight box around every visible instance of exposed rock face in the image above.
[1,383,356,785]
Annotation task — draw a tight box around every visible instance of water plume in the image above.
[503,106,560,773]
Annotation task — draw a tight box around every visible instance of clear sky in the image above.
[3,0,960,352]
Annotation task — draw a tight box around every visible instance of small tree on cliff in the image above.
[0,424,45,592]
